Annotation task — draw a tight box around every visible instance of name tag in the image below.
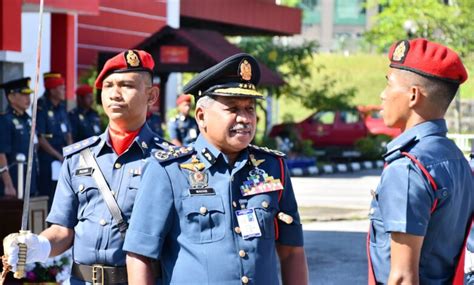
[189,188,215,196]
[235,208,261,239]
[75,167,94,176]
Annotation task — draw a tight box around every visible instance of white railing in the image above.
[447,133,474,153]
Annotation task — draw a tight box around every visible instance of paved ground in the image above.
[291,169,382,285]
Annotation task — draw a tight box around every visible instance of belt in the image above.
[72,261,161,284]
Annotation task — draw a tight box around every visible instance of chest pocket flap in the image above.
[181,195,225,243]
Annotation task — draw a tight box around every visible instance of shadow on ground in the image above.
[304,230,368,285]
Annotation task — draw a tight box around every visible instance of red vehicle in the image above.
[269,106,401,148]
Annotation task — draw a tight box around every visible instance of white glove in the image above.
[3,232,51,272]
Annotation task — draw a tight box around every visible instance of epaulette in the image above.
[383,136,418,163]
[153,145,195,163]
[248,144,286,158]
[153,136,173,150]
[62,136,100,157]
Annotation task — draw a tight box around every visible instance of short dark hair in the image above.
[419,76,459,111]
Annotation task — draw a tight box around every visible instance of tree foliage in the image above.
[364,0,474,56]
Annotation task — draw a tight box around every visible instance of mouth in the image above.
[229,126,253,136]
[108,103,126,110]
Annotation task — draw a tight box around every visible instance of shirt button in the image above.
[261,200,269,208]
[199,206,207,215]
[238,250,246,258]
[232,201,237,208]
[114,162,122,169]
[99,219,107,226]
[234,227,241,234]
[78,184,85,192]
[241,276,249,284]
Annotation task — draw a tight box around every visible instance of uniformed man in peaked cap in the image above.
[4,50,167,284]
[367,38,473,284]
[68,84,102,142]
[124,53,309,285]
[0,77,38,197]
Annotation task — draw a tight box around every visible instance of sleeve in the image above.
[68,112,78,141]
[377,159,434,236]
[0,115,12,153]
[46,158,79,228]
[167,120,179,140]
[36,107,47,136]
[276,159,304,246]
[123,158,174,259]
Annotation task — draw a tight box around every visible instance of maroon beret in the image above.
[176,94,192,105]
[95,50,154,89]
[388,38,468,84]
[76,84,93,97]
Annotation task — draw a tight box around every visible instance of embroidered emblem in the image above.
[180,155,205,172]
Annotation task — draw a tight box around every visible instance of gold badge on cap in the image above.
[126,50,140,67]
[239,59,252,81]
[392,41,409,63]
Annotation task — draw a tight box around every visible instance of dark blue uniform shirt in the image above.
[68,107,102,142]
[167,114,199,145]
[0,107,38,196]
[124,134,304,285]
[369,119,473,284]
[46,124,169,274]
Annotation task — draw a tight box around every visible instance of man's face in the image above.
[178,101,191,116]
[9,92,31,111]
[78,93,94,109]
[101,72,150,125]
[198,96,257,155]
[380,68,411,129]
[50,84,65,101]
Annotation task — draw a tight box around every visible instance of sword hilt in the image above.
[13,241,26,279]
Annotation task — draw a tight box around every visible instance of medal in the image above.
[240,154,283,196]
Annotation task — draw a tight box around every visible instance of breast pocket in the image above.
[247,194,279,239]
[181,195,226,243]
[72,176,99,221]
[123,175,141,218]
[369,198,389,248]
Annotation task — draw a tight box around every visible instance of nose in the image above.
[109,85,123,101]
[236,110,252,124]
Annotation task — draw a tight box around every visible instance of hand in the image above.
[3,232,51,272]
[3,184,16,198]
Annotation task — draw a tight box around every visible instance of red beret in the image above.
[43,72,65,89]
[95,50,154,89]
[76,84,93,97]
[176,94,192,105]
[388,38,468,84]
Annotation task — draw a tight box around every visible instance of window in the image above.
[313,111,336,125]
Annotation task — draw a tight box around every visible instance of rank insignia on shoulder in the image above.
[201,148,216,164]
[154,146,194,163]
[249,144,286,157]
[63,136,100,157]
[154,137,172,149]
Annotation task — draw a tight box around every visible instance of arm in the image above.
[388,232,424,285]
[126,253,154,285]
[277,245,308,285]
[40,224,74,257]
[38,136,63,161]
[0,153,16,196]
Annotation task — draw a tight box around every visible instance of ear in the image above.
[147,85,159,106]
[195,106,206,129]
[408,85,423,108]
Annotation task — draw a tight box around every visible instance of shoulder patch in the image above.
[153,145,195,163]
[153,136,173,150]
[249,144,286,158]
[63,136,100,157]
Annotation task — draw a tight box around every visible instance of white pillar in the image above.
[166,0,181,113]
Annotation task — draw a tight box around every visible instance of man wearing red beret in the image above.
[36,72,73,207]
[167,94,199,146]
[68,84,102,142]
[367,38,473,284]
[4,50,166,284]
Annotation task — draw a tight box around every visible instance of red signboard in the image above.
[160,46,189,64]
